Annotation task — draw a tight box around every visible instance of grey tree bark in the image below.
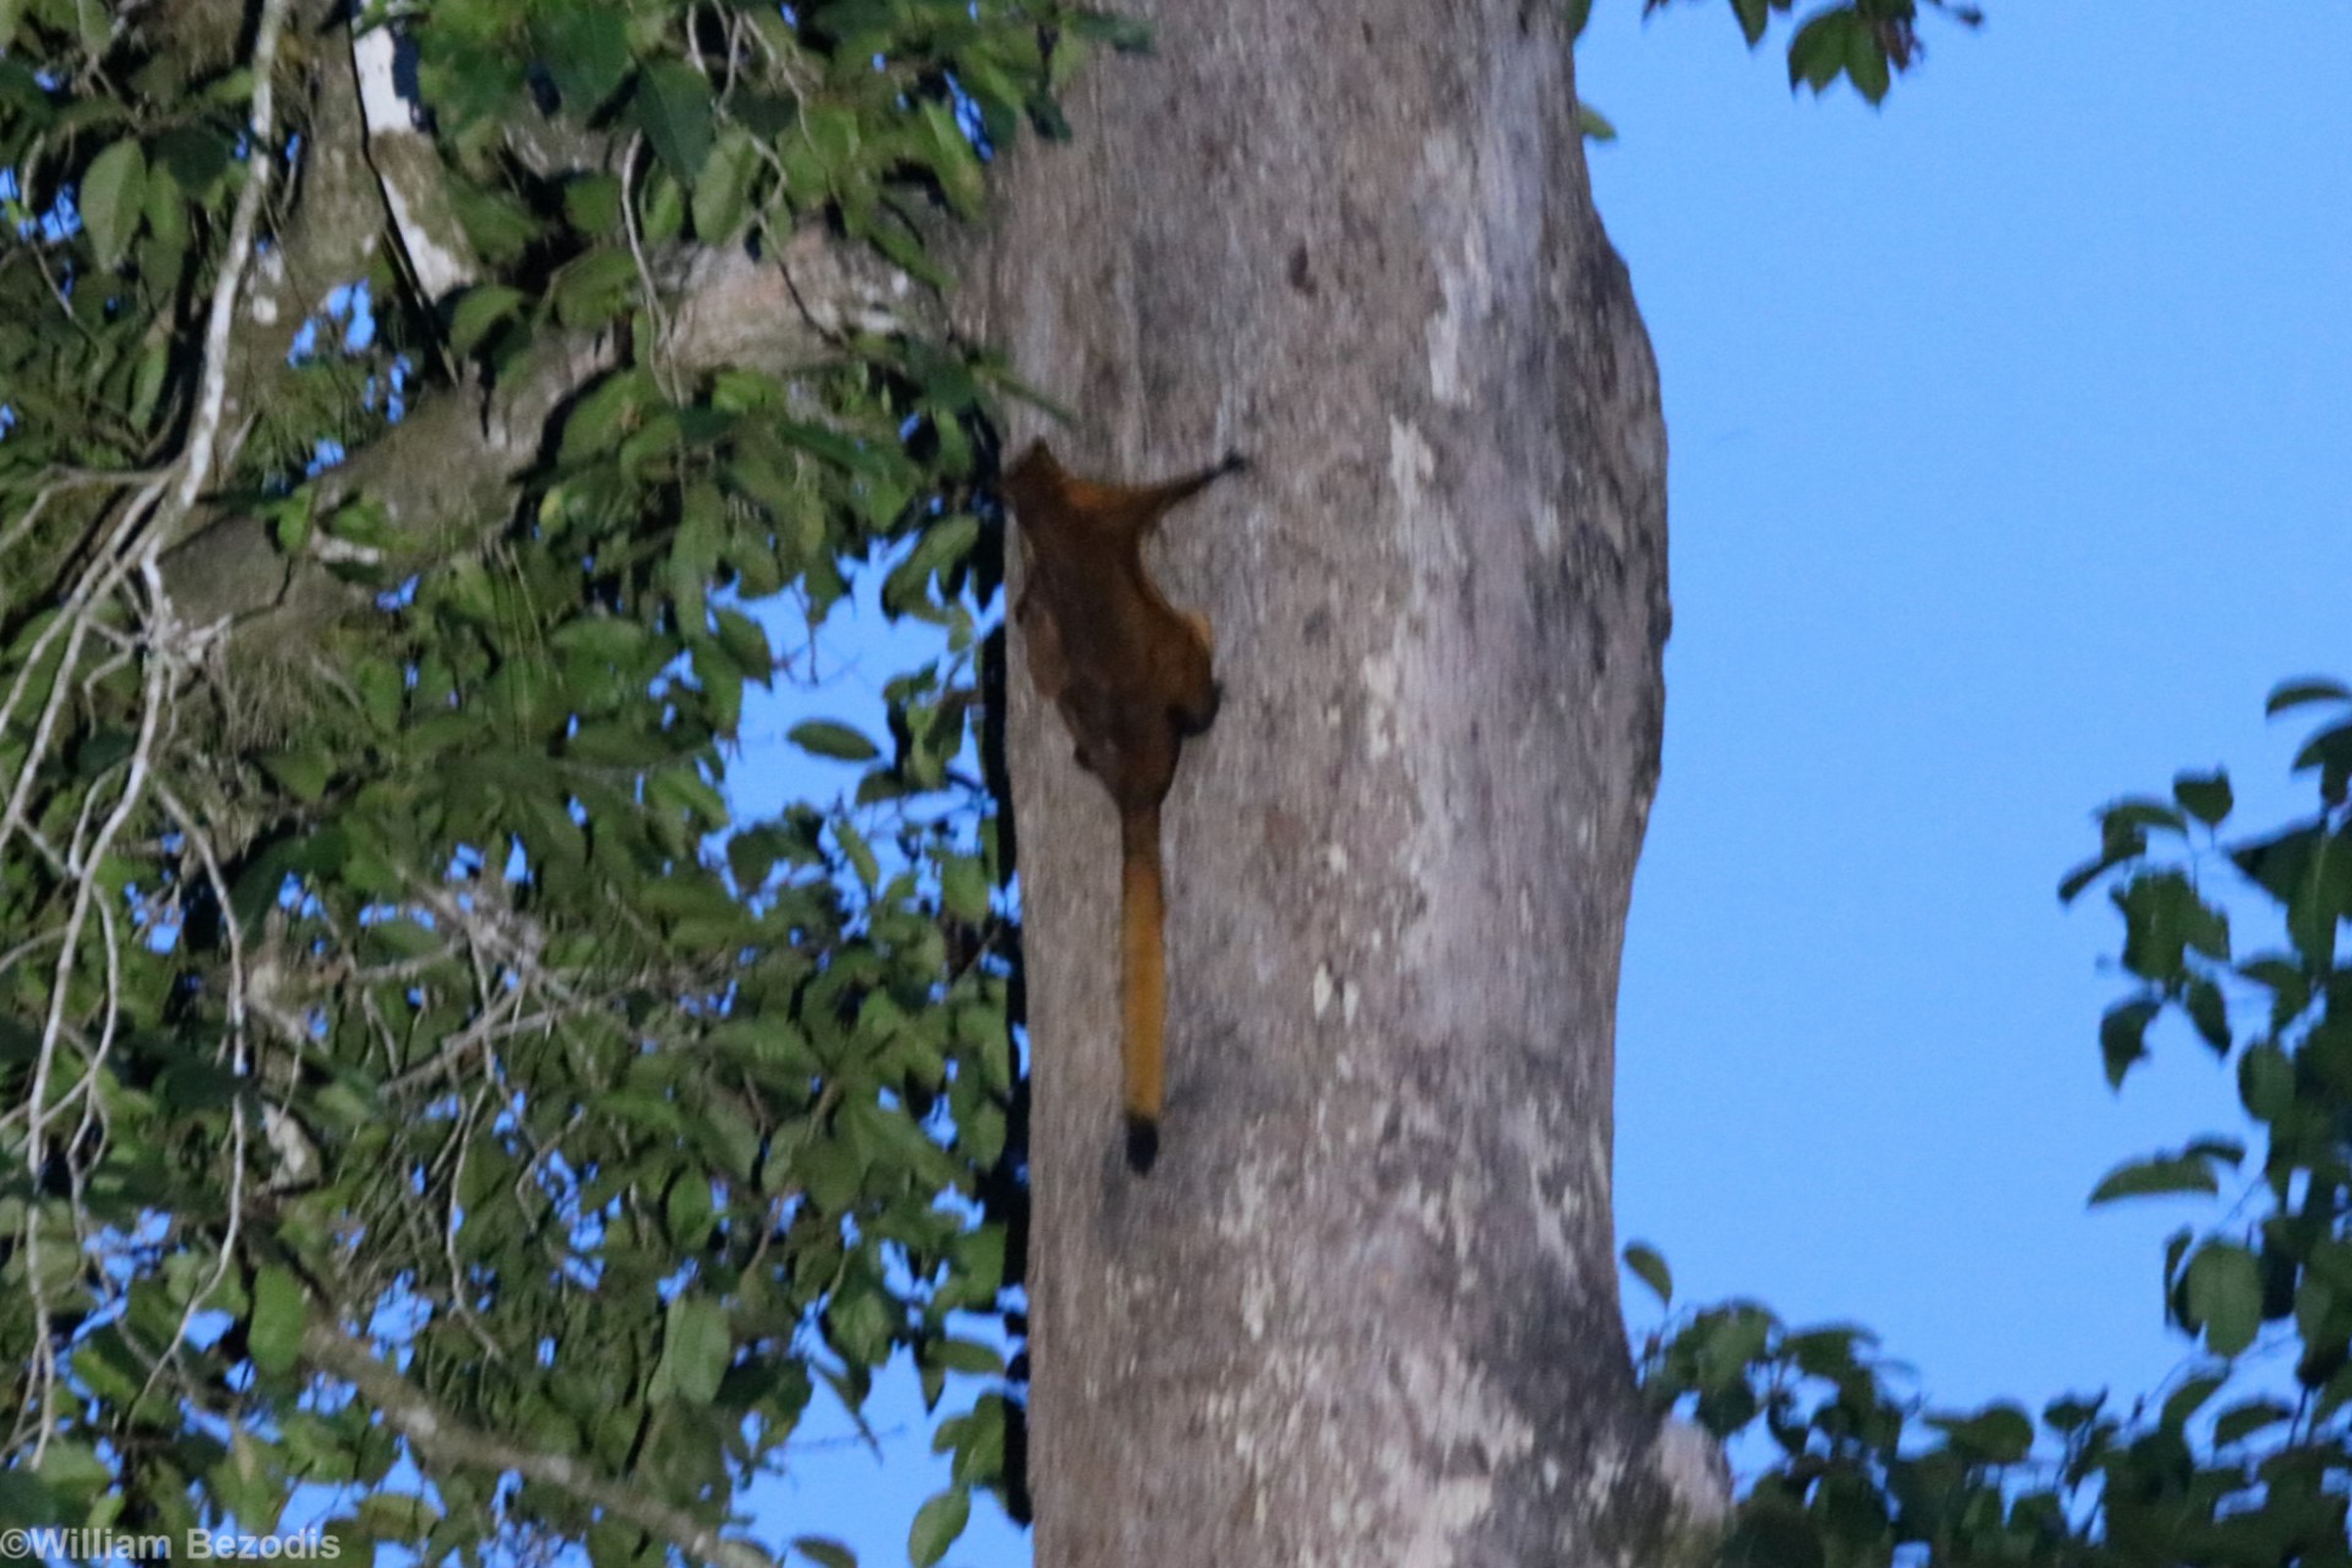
[970,3,1701,1564]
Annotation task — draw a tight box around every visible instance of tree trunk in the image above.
[970,2,1690,1562]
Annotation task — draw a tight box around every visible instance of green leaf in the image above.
[1842,14,1890,104]
[1927,1402,2033,1463]
[790,720,881,762]
[1622,1241,1673,1306]
[858,203,950,290]
[713,608,774,684]
[2320,1362,2352,1424]
[32,1439,112,1496]
[560,368,657,465]
[1787,10,1852,92]
[2295,1241,2352,1298]
[635,62,715,184]
[1720,1499,1824,1568]
[944,1225,1006,1309]
[2183,977,2230,1054]
[835,819,879,890]
[2159,1369,2228,1430]
[827,1278,897,1366]
[271,499,313,556]
[569,722,681,767]
[653,1296,732,1406]
[914,100,985,219]
[2163,1226,2194,1291]
[643,165,686,242]
[943,1393,1010,1486]
[926,1339,1004,1376]
[1578,102,1618,142]
[1732,0,1771,46]
[204,68,255,109]
[448,284,526,354]
[2040,1393,2104,1433]
[447,177,541,266]
[536,6,631,113]
[940,854,990,923]
[2181,1134,2247,1165]
[774,417,880,473]
[2059,819,2146,902]
[666,1174,715,1250]
[2115,869,2228,983]
[2212,1396,2291,1446]
[263,749,333,804]
[2237,1042,2292,1120]
[553,248,641,329]
[1784,1324,1871,1379]
[2057,858,2115,904]
[693,126,760,243]
[907,1487,970,1568]
[2086,1152,2224,1206]
[81,137,147,269]
[1562,0,1593,41]
[248,1266,307,1375]
[2230,825,2338,970]
[2098,998,2161,1089]
[2265,676,2350,715]
[2173,768,2233,827]
[2291,718,2352,806]
[355,1492,441,1541]
[2184,1243,2262,1356]
[649,765,729,831]
[129,330,171,430]
[552,612,652,663]
[2102,798,2188,836]
[564,172,624,234]
[155,125,233,193]
[792,1541,858,1568]
[726,822,792,892]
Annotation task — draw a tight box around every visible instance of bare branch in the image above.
[300,1325,785,1568]
[351,9,478,304]
[155,227,938,639]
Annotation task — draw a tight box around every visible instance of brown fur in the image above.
[1003,441,1242,1170]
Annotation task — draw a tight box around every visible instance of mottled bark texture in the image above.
[968,2,1689,1564]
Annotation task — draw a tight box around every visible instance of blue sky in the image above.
[739,7,2352,1562]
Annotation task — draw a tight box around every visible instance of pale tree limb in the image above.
[147,0,935,643]
[300,1325,784,1568]
[167,0,296,527]
[154,227,938,640]
[350,5,478,306]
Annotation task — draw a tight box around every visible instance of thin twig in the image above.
[617,133,679,402]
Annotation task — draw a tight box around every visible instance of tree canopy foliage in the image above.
[0,0,1072,1554]
[1639,681,2352,1568]
[0,0,1984,1560]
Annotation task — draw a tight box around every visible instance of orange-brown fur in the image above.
[1003,440,1242,1170]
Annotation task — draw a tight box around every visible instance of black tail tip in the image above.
[1124,1116,1160,1173]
